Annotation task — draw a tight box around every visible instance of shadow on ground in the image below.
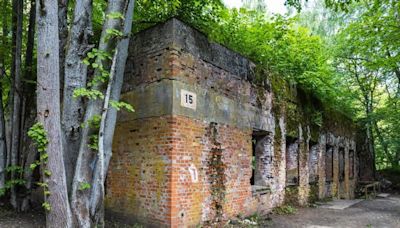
[0,195,399,227]
[267,194,400,228]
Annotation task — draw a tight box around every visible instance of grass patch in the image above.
[318,197,333,203]
[272,205,297,215]
[105,221,143,228]
[225,212,273,227]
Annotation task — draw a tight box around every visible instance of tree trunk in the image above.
[0,70,7,190]
[70,1,129,226]
[365,98,376,178]
[10,0,23,209]
[20,108,37,212]
[20,0,37,211]
[0,0,9,190]
[62,0,92,192]
[90,1,135,223]
[58,0,69,100]
[24,0,36,84]
[8,0,15,168]
[36,0,72,227]
[93,50,118,227]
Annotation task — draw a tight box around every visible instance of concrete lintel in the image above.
[118,79,275,132]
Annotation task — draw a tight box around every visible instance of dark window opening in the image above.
[349,150,355,179]
[251,137,256,185]
[339,147,345,181]
[325,145,333,182]
[308,141,319,183]
[251,130,273,189]
[286,136,299,186]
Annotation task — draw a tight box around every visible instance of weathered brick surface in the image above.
[106,18,363,227]
[106,115,258,226]
[105,116,174,227]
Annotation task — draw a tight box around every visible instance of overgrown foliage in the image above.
[132,0,399,169]
[134,0,354,115]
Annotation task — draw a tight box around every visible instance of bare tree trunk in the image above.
[58,0,69,100]
[0,0,9,190]
[0,70,7,190]
[20,113,37,212]
[90,1,135,224]
[62,0,92,192]
[36,0,72,227]
[20,0,37,211]
[23,0,36,90]
[365,121,375,174]
[364,98,376,178]
[70,1,129,226]
[93,50,118,227]
[10,0,23,209]
[8,0,15,168]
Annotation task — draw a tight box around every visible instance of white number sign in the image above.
[180,89,197,110]
[188,164,198,183]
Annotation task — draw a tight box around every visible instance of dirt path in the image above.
[0,195,399,227]
[268,195,400,228]
[0,205,45,228]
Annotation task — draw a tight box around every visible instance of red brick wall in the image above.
[106,19,360,227]
[106,115,262,227]
[105,116,174,227]
[168,116,206,227]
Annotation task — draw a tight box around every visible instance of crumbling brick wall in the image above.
[105,117,173,226]
[105,18,364,227]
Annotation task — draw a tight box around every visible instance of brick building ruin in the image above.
[105,19,369,227]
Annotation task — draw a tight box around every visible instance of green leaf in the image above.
[42,202,51,211]
[79,182,91,191]
[0,188,6,197]
[106,12,124,20]
[73,88,105,100]
[44,169,52,176]
[36,182,49,188]
[109,100,135,112]
[83,58,90,65]
[30,163,38,170]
